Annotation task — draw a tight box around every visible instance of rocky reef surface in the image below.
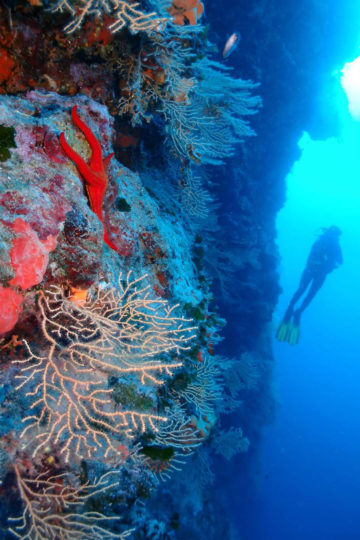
[0,90,219,538]
[0,2,260,537]
[0,92,201,328]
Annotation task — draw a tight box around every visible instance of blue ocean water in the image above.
[243,74,360,539]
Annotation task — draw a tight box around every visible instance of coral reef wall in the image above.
[0,1,260,538]
[1,1,359,538]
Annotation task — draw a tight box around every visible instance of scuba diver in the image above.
[276,226,343,345]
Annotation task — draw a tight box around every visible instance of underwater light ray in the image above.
[341,56,360,119]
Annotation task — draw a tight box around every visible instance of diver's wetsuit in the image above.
[286,231,343,319]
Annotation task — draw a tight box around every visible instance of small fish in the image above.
[222,32,241,59]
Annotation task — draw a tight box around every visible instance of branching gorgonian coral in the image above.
[50,0,168,35]
[14,272,196,461]
[9,466,133,540]
[172,356,222,416]
[113,1,260,223]
[115,1,260,165]
[177,169,213,219]
[162,58,261,166]
[212,426,250,460]
[142,403,201,482]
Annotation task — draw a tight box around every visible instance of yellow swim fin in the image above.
[286,321,300,346]
[275,320,291,342]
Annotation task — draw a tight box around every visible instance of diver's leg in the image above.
[285,273,321,345]
[285,268,313,317]
[295,273,326,317]
[276,268,313,343]
[287,273,327,345]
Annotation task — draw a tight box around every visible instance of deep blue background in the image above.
[237,103,360,540]
[204,2,360,538]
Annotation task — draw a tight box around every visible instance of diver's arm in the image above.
[326,242,343,270]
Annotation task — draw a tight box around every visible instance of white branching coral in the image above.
[143,404,201,482]
[9,466,133,540]
[50,0,168,35]
[177,170,213,219]
[17,341,168,461]
[173,356,222,416]
[212,426,250,460]
[116,14,260,166]
[109,0,168,33]
[14,273,196,461]
[153,403,200,449]
[42,272,196,369]
[162,58,261,166]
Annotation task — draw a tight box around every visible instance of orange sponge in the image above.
[169,0,204,26]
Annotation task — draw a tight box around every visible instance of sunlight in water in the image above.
[341,55,360,119]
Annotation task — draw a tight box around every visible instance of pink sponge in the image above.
[9,218,57,290]
[0,286,23,334]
